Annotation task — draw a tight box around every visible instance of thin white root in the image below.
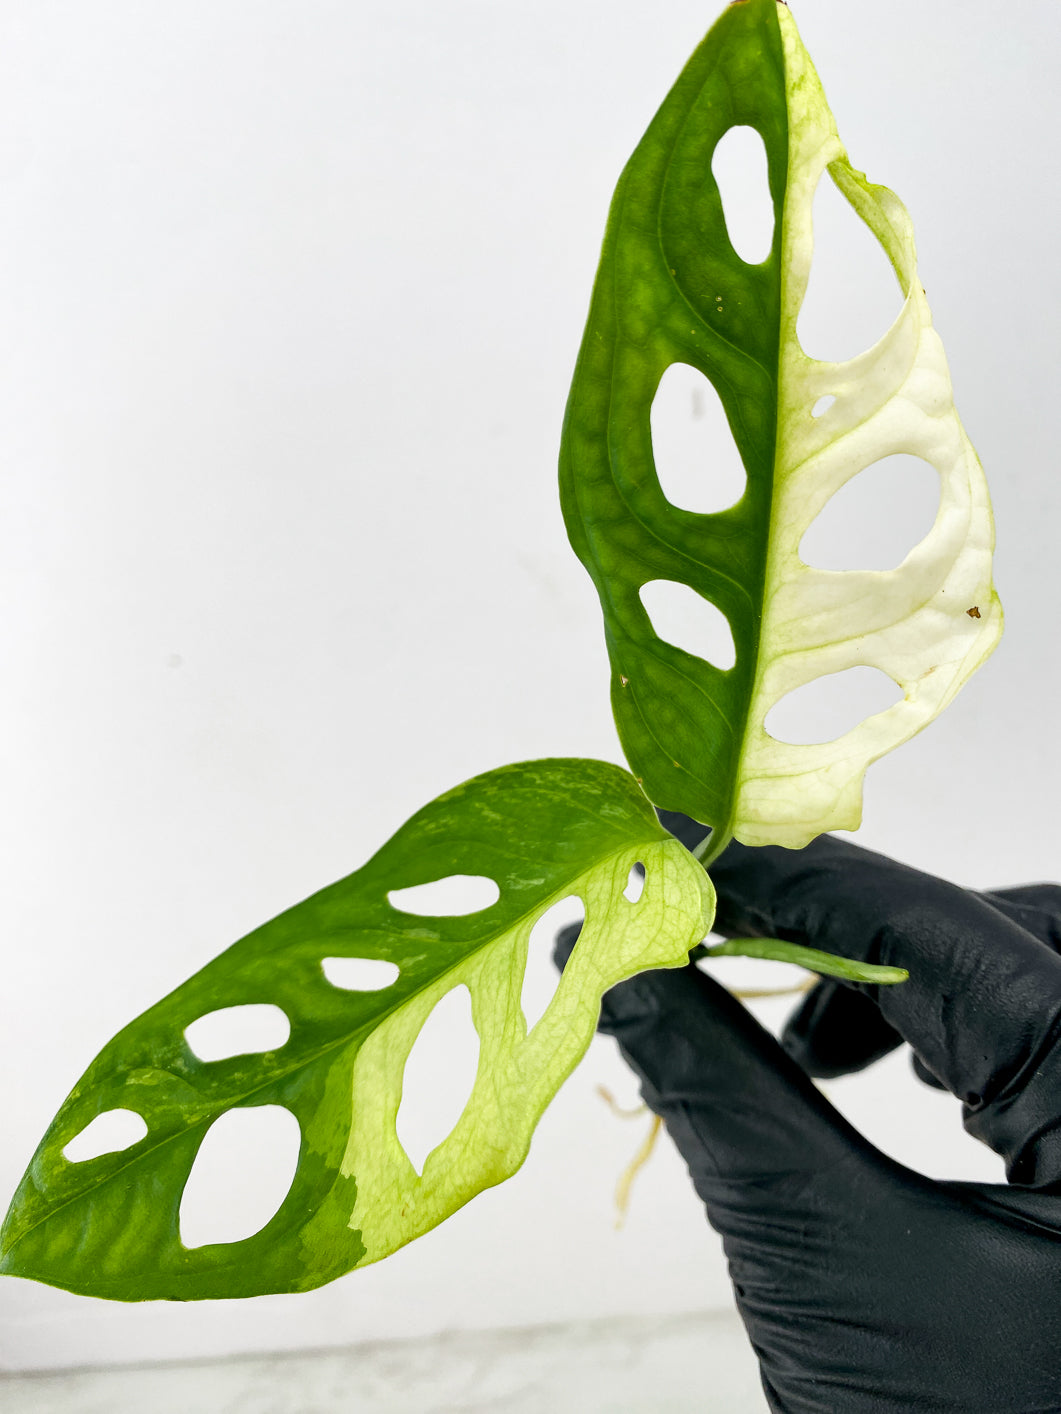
[596,1086,661,1227]
[613,1113,663,1229]
[597,974,818,1227]
[595,1084,648,1120]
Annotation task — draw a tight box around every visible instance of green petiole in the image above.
[693,937,908,986]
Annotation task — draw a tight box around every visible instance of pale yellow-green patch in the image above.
[342,836,714,1264]
[731,5,1002,848]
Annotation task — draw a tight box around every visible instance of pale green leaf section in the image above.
[343,835,712,1264]
[734,6,1002,847]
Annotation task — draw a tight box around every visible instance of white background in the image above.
[1,0,1058,1376]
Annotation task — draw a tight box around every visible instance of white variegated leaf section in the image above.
[733,8,1002,848]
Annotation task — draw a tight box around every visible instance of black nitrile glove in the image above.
[554,821,1061,1414]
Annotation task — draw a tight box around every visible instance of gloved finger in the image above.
[780,889,1061,1083]
[911,1052,947,1090]
[707,833,1061,1187]
[780,978,903,1078]
[657,812,1061,951]
[553,921,890,1214]
[657,812,910,1081]
[659,812,1061,1079]
[981,884,1061,948]
[780,981,953,1090]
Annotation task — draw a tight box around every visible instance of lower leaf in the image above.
[0,758,714,1300]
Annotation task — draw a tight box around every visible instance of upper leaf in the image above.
[559,0,1001,847]
[0,759,713,1300]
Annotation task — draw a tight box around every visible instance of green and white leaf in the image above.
[559,0,1001,848]
[0,759,713,1300]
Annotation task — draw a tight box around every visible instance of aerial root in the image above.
[596,1084,648,1120]
[613,1113,663,1228]
[596,1086,663,1228]
[595,975,818,1224]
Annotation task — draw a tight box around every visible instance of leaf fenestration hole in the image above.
[650,363,746,514]
[63,1108,148,1163]
[388,875,500,917]
[811,394,835,418]
[396,984,480,1175]
[799,454,940,571]
[321,956,401,992]
[185,1004,290,1063]
[179,1105,301,1249]
[522,894,584,1031]
[711,125,774,265]
[623,864,645,903]
[797,167,904,362]
[764,667,903,746]
[640,579,736,671]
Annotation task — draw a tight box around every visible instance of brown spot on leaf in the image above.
[620,674,629,687]
[966,606,981,619]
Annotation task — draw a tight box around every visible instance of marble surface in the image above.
[0,1309,768,1413]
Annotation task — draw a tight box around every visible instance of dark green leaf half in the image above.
[560,0,786,833]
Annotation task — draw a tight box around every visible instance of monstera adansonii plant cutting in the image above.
[1,0,1001,1300]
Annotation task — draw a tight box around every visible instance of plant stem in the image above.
[694,936,908,985]
[692,824,733,871]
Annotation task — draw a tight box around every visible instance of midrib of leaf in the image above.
[644,13,782,838]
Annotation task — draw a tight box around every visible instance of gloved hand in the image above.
[555,819,1061,1414]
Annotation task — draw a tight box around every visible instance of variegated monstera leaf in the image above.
[0,762,713,1299]
[560,0,1001,847]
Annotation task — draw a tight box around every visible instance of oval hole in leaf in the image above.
[623,863,645,903]
[63,1108,148,1163]
[179,1105,301,1248]
[396,984,480,1175]
[185,1004,290,1063]
[650,363,746,514]
[388,875,500,917]
[321,957,400,992]
[811,394,835,418]
[799,454,940,571]
[765,666,903,746]
[640,579,736,671]
[521,895,584,1032]
[711,124,774,265]
[797,167,904,363]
